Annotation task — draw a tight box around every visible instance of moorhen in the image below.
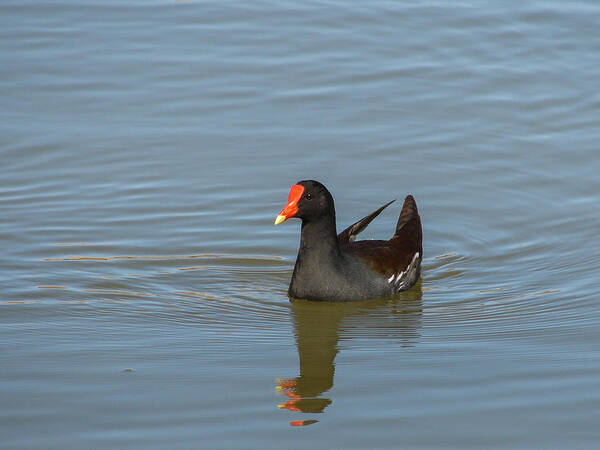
[275,180,422,301]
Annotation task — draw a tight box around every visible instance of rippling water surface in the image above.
[2,1,600,448]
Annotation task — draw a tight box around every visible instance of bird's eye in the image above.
[305,193,313,200]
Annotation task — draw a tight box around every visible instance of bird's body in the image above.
[275,180,422,302]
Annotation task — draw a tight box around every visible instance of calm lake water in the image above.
[2,1,600,448]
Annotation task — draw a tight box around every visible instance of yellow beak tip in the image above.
[274,215,287,225]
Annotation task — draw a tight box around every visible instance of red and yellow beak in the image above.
[274,184,304,225]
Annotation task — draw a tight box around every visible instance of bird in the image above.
[274,180,422,301]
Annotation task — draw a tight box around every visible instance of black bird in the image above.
[275,180,422,301]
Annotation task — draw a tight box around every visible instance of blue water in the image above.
[2,1,600,448]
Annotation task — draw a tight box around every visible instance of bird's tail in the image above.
[394,195,420,236]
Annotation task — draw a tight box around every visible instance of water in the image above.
[2,1,600,448]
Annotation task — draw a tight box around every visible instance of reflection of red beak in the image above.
[274,184,305,225]
[278,399,301,412]
[290,420,319,427]
[276,378,297,390]
[276,378,299,399]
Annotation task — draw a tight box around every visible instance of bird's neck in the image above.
[297,215,341,263]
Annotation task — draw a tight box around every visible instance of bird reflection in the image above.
[277,284,422,424]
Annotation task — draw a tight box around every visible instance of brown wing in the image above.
[337,200,395,245]
[342,195,422,278]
